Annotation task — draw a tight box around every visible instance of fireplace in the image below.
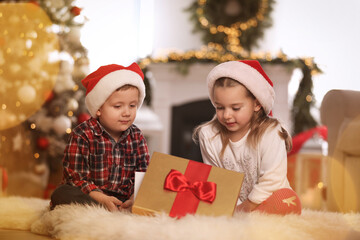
[171,99,215,162]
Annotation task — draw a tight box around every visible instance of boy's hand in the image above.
[89,191,123,212]
[118,194,134,213]
[119,199,133,212]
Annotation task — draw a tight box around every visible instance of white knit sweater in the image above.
[198,123,291,204]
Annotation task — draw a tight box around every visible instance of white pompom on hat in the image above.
[206,60,275,115]
[81,62,145,117]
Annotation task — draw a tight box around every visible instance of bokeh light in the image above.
[0,3,60,130]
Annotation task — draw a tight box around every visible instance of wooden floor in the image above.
[0,229,54,240]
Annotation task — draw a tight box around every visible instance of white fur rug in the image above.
[1,196,360,240]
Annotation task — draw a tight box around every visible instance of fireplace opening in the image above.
[171,99,215,162]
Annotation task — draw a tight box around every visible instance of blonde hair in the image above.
[193,77,292,157]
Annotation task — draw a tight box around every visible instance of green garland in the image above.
[185,0,274,52]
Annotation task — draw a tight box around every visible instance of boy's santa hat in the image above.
[81,62,145,117]
[206,60,275,115]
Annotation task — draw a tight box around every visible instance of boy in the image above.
[51,63,150,212]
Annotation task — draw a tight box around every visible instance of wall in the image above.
[79,0,360,123]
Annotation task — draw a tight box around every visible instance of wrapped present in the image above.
[132,152,244,218]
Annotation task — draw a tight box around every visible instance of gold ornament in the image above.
[0,3,60,130]
[67,98,79,111]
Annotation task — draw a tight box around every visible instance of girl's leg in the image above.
[50,184,99,210]
[255,188,302,215]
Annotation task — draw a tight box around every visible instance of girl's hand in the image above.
[236,199,259,212]
[89,191,123,212]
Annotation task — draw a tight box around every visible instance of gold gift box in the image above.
[132,152,244,217]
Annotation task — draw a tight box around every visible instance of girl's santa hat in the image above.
[81,62,145,117]
[207,60,275,115]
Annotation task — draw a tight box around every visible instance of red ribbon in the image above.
[163,161,216,218]
[164,169,216,203]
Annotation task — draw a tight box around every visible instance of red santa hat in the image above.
[81,62,145,117]
[207,60,275,115]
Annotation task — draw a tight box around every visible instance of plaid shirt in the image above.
[62,117,149,200]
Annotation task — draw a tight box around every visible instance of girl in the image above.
[193,60,301,215]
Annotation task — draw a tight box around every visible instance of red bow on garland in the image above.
[164,169,217,203]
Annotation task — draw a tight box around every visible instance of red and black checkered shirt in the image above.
[62,117,149,200]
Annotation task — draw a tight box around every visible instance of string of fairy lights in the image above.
[138,43,320,97]
[197,0,269,31]
[196,0,269,53]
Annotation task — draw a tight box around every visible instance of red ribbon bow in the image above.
[164,169,217,203]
